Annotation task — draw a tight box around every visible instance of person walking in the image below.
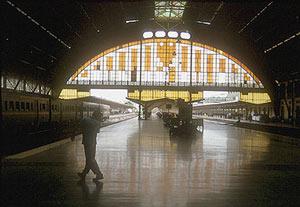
[78,110,104,182]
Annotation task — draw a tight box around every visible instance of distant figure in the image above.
[78,110,104,182]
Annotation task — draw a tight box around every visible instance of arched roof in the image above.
[2,1,299,96]
[66,37,264,90]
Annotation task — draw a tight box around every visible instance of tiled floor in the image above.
[2,117,300,206]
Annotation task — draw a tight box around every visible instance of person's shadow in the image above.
[169,132,202,161]
[77,180,103,201]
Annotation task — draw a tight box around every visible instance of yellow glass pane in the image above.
[219,58,226,73]
[181,46,188,72]
[59,89,90,99]
[131,48,137,71]
[195,50,201,72]
[145,45,151,71]
[240,92,271,104]
[244,73,250,81]
[80,70,88,78]
[207,54,213,73]
[169,67,176,82]
[232,64,238,73]
[106,56,113,71]
[156,40,176,71]
[119,52,126,71]
[128,90,203,102]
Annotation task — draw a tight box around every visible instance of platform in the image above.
[2,117,300,206]
[197,116,300,140]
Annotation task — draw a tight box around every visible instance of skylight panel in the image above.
[155,1,187,20]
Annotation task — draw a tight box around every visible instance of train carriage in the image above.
[2,89,112,154]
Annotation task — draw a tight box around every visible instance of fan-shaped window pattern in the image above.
[67,39,264,89]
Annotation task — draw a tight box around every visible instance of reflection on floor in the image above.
[2,117,300,206]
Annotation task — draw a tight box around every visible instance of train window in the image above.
[16,101,20,111]
[26,102,30,111]
[55,105,58,111]
[40,103,42,110]
[31,103,33,111]
[42,103,46,111]
[9,101,14,111]
[21,102,25,111]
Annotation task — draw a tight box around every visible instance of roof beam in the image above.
[264,31,300,53]
[6,0,71,49]
[238,1,273,34]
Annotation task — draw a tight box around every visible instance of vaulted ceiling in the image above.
[2,1,299,90]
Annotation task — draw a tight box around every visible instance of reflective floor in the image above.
[2,117,300,206]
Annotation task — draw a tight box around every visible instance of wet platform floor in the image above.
[1,117,300,206]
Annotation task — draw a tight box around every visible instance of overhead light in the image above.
[180,32,191,39]
[167,31,178,38]
[143,31,153,39]
[126,19,139,24]
[196,20,211,25]
[155,31,166,38]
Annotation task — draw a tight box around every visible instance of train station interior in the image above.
[1,1,300,206]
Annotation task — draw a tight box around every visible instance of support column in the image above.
[138,40,142,120]
[138,90,141,120]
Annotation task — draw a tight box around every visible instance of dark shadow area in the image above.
[77,180,103,202]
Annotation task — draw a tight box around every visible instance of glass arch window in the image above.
[67,38,264,89]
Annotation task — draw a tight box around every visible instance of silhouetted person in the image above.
[78,110,104,182]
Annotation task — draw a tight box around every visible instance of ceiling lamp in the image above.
[180,32,191,39]
[155,31,166,38]
[167,31,178,38]
[196,20,211,25]
[143,31,153,39]
[125,19,139,24]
